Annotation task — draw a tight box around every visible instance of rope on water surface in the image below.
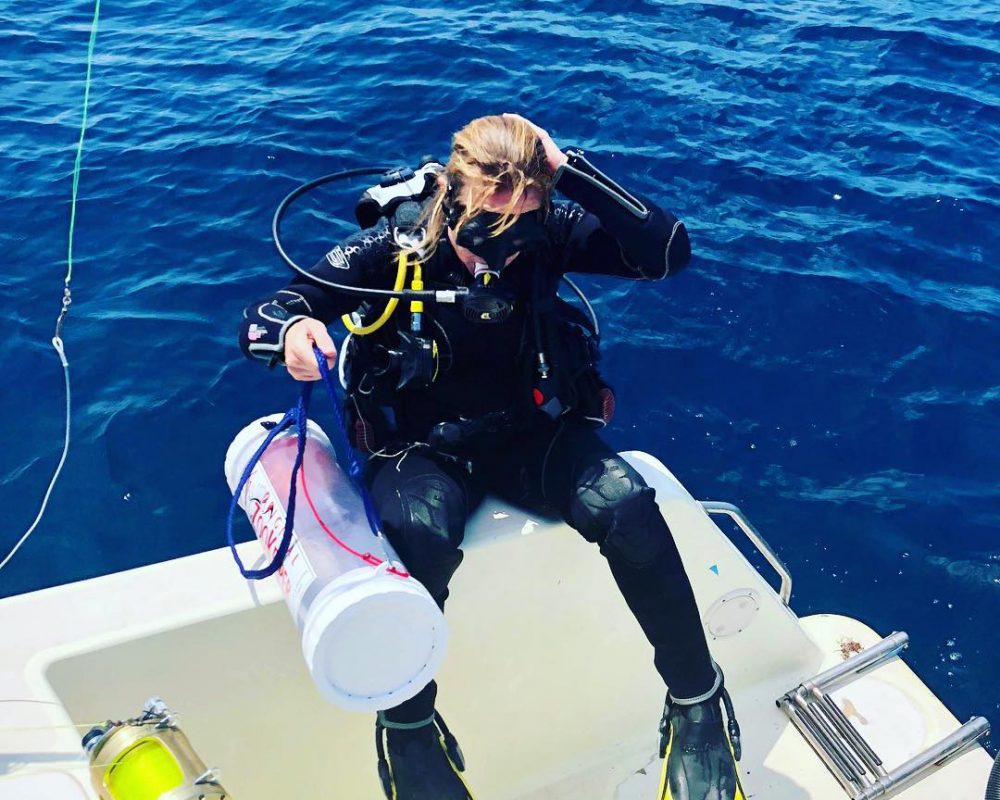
[0,0,102,574]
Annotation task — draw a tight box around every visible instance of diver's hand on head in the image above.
[502,113,568,173]
[284,318,337,381]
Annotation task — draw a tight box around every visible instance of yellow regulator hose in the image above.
[341,249,409,335]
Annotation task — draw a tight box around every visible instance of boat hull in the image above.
[0,452,991,798]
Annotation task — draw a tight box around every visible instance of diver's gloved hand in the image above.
[658,671,745,800]
[376,711,474,800]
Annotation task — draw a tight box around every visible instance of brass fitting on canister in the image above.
[82,697,230,800]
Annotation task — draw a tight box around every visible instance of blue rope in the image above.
[312,346,385,537]
[226,384,311,580]
[226,346,383,580]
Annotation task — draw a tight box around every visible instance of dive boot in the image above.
[375,710,475,799]
[657,674,745,800]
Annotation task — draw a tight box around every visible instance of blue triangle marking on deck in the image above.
[709,564,720,575]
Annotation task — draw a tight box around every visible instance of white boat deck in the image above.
[0,452,991,798]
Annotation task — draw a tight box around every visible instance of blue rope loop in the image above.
[226,384,311,580]
[226,346,383,580]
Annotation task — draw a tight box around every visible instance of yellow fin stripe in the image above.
[657,726,673,799]
[439,734,477,799]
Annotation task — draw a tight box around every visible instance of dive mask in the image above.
[446,198,549,323]
[451,207,548,277]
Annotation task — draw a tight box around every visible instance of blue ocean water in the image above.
[1,0,997,751]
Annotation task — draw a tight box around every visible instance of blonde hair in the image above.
[401,114,554,262]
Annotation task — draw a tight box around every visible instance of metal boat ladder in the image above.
[699,502,991,798]
[778,632,990,799]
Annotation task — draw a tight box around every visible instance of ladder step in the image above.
[819,693,883,771]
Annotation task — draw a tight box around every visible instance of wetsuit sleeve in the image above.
[547,149,691,280]
[238,223,396,365]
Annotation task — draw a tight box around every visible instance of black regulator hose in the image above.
[271,166,446,301]
[987,750,1000,800]
[270,164,597,328]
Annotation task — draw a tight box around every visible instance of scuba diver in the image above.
[238,113,745,800]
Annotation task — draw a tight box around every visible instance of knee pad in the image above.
[397,474,465,545]
[569,457,667,567]
[387,474,467,599]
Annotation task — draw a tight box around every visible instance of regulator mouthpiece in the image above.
[453,208,547,275]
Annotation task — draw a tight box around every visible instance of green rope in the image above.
[0,0,102,573]
[66,0,102,287]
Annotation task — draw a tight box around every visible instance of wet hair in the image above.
[401,114,554,262]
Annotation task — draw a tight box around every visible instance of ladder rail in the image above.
[700,501,793,605]
[855,718,990,800]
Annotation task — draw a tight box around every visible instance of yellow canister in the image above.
[83,698,229,800]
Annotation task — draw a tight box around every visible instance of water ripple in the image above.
[2,0,998,751]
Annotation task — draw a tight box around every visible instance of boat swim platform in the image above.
[0,452,992,799]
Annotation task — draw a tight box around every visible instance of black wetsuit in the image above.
[239,151,717,721]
